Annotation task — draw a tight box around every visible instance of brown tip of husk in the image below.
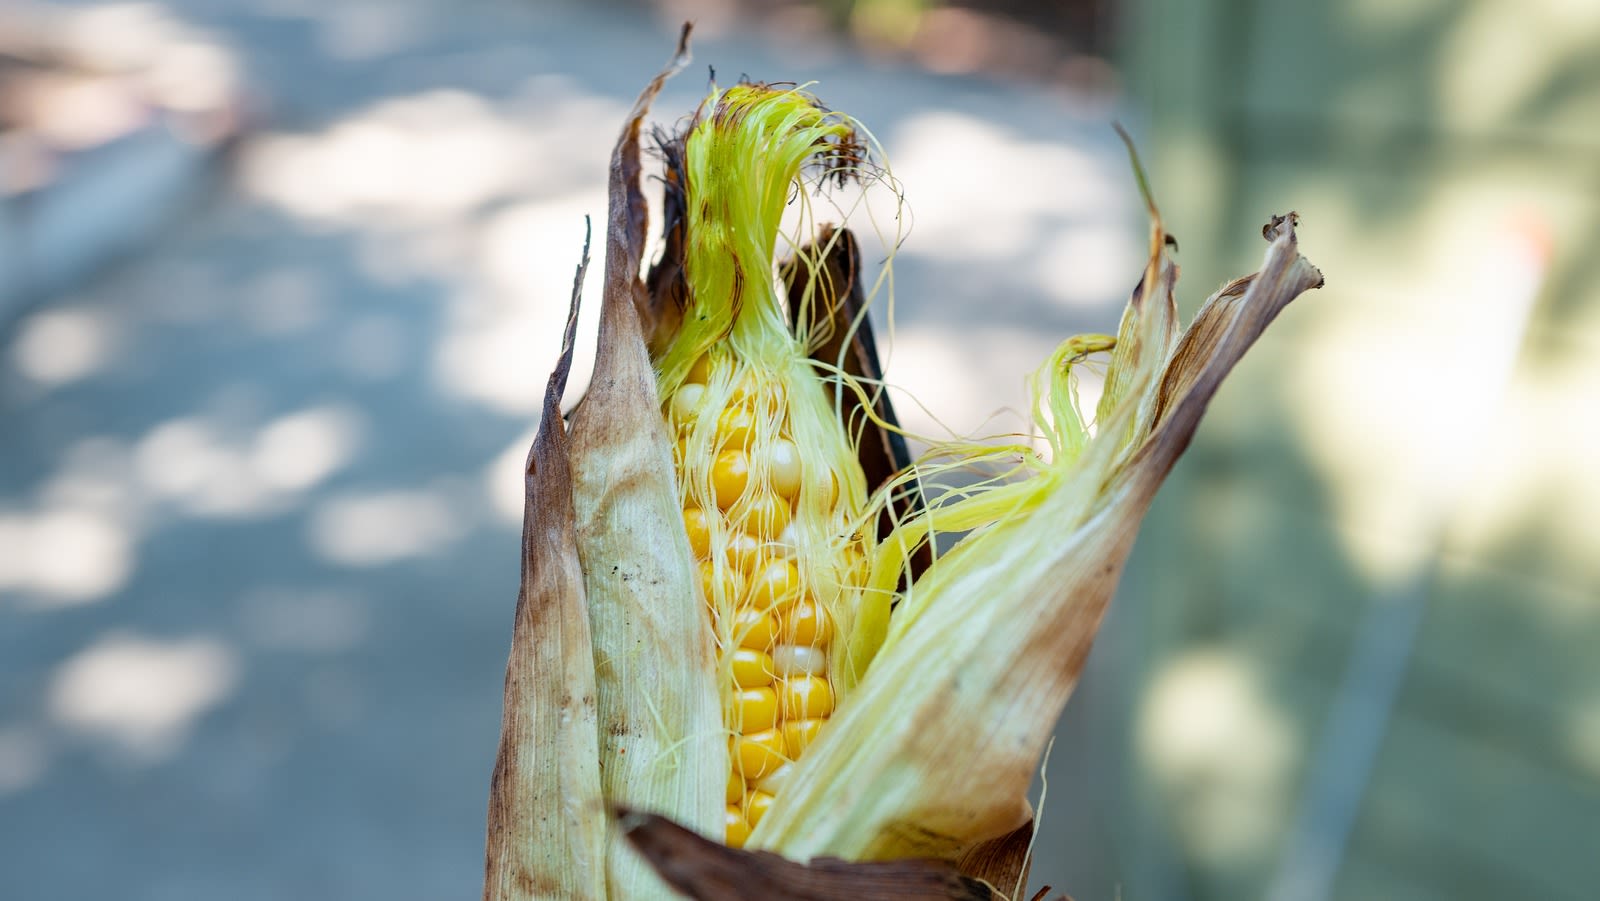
[618,807,999,901]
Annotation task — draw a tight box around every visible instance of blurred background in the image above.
[1,1,1595,899]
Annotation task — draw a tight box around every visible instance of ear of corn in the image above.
[485,36,1322,896]
[654,84,884,846]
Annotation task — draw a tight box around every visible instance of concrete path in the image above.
[0,2,1138,898]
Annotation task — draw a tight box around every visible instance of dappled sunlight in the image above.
[238,267,330,337]
[48,632,239,764]
[236,587,370,654]
[242,91,534,226]
[240,82,622,230]
[336,313,412,382]
[1436,1,1598,137]
[1139,649,1299,866]
[1448,356,1600,585]
[1566,693,1600,781]
[881,322,1059,444]
[887,110,1126,265]
[1286,194,1551,585]
[434,192,606,415]
[251,405,366,493]
[0,508,135,608]
[51,2,241,115]
[238,79,624,416]
[133,404,365,518]
[8,308,119,388]
[1030,220,1142,309]
[484,426,538,527]
[306,486,466,567]
[0,725,49,797]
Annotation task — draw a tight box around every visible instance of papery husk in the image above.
[618,807,994,900]
[482,231,607,901]
[565,28,725,899]
[749,209,1323,861]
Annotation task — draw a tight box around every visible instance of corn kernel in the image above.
[745,790,775,827]
[726,767,744,803]
[754,761,794,795]
[730,648,775,687]
[699,560,743,608]
[672,382,706,423]
[771,643,827,676]
[774,521,799,558]
[688,354,713,384]
[716,403,757,449]
[735,686,779,733]
[725,532,763,573]
[725,805,751,847]
[782,718,826,758]
[780,597,832,646]
[735,491,791,540]
[768,438,802,498]
[732,606,778,650]
[777,675,834,719]
[712,449,751,510]
[733,729,788,779]
[683,507,713,559]
[747,559,800,612]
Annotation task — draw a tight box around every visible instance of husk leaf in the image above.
[565,27,725,899]
[749,207,1323,861]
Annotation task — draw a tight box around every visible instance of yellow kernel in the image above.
[732,606,778,650]
[754,761,794,795]
[747,559,800,612]
[725,768,744,803]
[768,438,802,498]
[782,718,826,758]
[725,532,763,573]
[730,374,770,407]
[733,729,788,779]
[725,805,751,847]
[671,383,706,423]
[774,521,799,558]
[683,507,712,559]
[716,403,757,449]
[818,469,839,508]
[699,560,742,608]
[688,354,713,384]
[735,491,791,540]
[735,687,779,733]
[745,790,775,827]
[777,675,834,719]
[771,643,827,676]
[730,648,775,688]
[712,449,751,510]
[780,597,832,647]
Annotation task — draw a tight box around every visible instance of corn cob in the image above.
[485,31,1322,899]
[651,84,890,849]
